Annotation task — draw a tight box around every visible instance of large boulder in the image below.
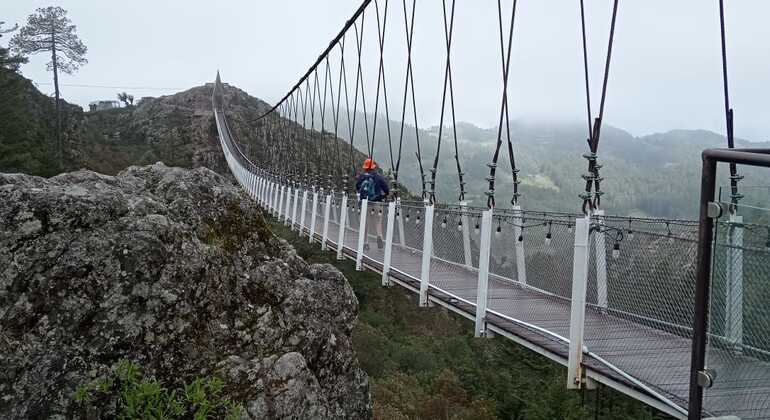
[0,163,371,419]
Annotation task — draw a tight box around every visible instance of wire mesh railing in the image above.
[704,198,770,419]
[217,72,770,418]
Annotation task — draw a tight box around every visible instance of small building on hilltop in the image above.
[88,100,120,112]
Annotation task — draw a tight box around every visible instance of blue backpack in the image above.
[358,173,377,201]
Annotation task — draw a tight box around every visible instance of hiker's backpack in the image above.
[358,173,377,201]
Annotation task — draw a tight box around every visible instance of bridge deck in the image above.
[293,211,770,420]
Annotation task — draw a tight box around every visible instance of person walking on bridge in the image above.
[356,158,390,250]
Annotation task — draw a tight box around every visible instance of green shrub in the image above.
[72,360,241,420]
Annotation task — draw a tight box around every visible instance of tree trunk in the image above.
[51,25,62,173]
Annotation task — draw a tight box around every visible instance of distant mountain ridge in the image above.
[322,111,769,218]
[3,72,767,218]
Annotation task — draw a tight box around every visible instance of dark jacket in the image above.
[355,170,390,201]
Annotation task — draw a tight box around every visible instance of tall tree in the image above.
[10,7,87,172]
[0,21,25,74]
[117,91,134,107]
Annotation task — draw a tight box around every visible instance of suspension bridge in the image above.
[211,1,770,418]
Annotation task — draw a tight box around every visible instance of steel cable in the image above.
[397,0,425,200]
[718,0,742,206]
[372,0,395,177]
[487,0,519,209]
[429,0,463,204]
[578,0,619,215]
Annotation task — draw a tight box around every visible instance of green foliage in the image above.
[267,218,672,420]
[73,359,242,419]
[10,6,88,74]
[118,92,135,107]
[0,21,26,73]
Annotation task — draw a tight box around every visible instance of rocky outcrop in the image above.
[0,163,371,419]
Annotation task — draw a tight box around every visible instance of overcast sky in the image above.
[4,1,769,141]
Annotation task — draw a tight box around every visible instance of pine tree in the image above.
[0,21,26,74]
[10,7,87,172]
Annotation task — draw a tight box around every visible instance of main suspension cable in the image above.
[718,0,742,206]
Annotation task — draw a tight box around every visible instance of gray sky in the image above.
[4,1,769,141]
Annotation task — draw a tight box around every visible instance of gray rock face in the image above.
[0,163,371,419]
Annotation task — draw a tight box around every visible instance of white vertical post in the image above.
[337,194,349,260]
[309,191,319,244]
[512,205,527,284]
[275,184,283,222]
[291,188,300,231]
[284,187,292,225]
[273,184,283,218]
[299,190,308,237]
[419,205,435,307]
[460,201,473,268]
[594,209,608,311]
[355,199,369,270]
[382,201,397,286]
[275,184,281,217]
[474,209,494,337]
[726,213,744,347]
[396,198,406,248]
[257,177,265,206]
[267,180,272,208]
[321,194,332,250]
[262,179,268,206]
[568,215,591,389]
[269,182,275,213]
[277,186,285,222]
[247,172,253,198]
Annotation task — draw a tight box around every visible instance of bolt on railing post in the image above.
[568,214,591,389]
[356,199,369,271]
[512,205,527,284]
[310,191,319,244]
[594,209,608,311]
[291,188,300,231]
[321,194,332,251]
[460,201,473,268]
[337,193,348,260]
[382,201,397,287]
[475,208,494,337]
[726,213,744,347]
[419,204,435,307]
[299,190,308,238]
